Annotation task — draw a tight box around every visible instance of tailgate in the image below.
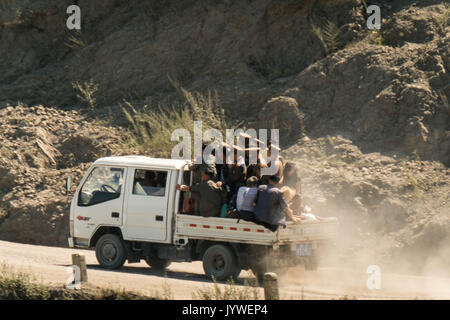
[277,217,339,243]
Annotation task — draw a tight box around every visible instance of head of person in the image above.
[283,161,297,176]
[280,186,296,202]
[201,168,214,181]
[246,176,259,188]
[268,175,281,186]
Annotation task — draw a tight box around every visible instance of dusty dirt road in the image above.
[0,240,449,300]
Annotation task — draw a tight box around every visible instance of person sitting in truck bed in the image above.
[236,176,259,220]
[176,168,226,218]
[253,175,301,231]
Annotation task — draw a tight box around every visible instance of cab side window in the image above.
[78,167,124,206]
[133,169,167,197]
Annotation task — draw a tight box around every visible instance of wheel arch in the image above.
[90,226,124,248]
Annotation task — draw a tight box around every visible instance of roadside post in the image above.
[263,272,279,300]
[72,254,88,282]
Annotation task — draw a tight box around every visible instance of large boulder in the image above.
[257,96,305,146]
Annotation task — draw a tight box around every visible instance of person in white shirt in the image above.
[236,176,259,214]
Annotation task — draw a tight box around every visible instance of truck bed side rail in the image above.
[175,215,338,245]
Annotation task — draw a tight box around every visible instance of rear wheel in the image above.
[95,234,127,269]
[145,256,171,271]
[203,245,240,281]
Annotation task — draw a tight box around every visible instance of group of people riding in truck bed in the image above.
[176,136,320,232]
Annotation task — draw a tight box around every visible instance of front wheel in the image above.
[202,245,239,281]
[95,234,127,269]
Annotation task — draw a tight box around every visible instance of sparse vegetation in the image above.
[312,20,342,55]
[121,84,235,156]
[72,79,100,114]
[0,264,152,300]
[65,30,88,50]
[193,278,261,300]
[0,265,51,300]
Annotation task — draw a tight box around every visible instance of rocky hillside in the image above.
[0,0,449,276]
[1,0,449,162]
[285,137,450,276]
[0,105,127,245]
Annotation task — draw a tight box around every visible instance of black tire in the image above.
[95,234,127,269]
[145,256,171,271]
[202,245,239,281]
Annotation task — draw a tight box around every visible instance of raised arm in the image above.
[176,184,190,192]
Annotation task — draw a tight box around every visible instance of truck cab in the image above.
[69,156,338,281]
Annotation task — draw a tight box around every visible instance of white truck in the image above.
[68,156,338,281]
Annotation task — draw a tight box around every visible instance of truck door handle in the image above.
[155,215,164,221]
[111,212,120,218]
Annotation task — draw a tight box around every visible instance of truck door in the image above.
[74,166,126,240]
[124,168,171,242]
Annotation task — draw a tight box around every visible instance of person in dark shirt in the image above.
[176,168,226,218]
[189,143,217,214]
[254,175,301,231]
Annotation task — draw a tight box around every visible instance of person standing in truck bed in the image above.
[176,168,226,218]
[189,143,217,214]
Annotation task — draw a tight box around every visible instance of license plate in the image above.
[296,243,312,256]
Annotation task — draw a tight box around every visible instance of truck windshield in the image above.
[78,167,124,206]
